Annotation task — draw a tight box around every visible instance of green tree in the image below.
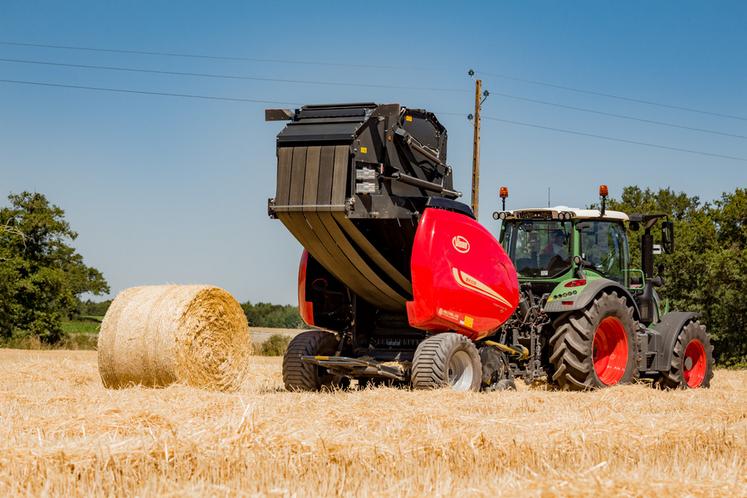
[605,186,746,363]
[241,301,302,328]
[0,192,109,342]
[707,189,747,361]
[76,299,112,317]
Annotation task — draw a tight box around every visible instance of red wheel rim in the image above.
[592,317,629,385]
[683,339,707,388]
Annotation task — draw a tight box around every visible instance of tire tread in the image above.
[549,291,639,391]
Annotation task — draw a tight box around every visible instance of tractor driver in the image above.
[543,229,569,261]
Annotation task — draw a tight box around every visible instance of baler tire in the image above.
[411,333,482,392]
[656,321,714,389]
[282,330,339,391]
[549,291,638,391]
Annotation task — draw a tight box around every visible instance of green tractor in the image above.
[490,185,714,390]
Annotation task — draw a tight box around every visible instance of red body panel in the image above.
[297,250,315,326]
[406,208,519,340]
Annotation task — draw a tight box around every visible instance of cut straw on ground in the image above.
[0,349,744,497]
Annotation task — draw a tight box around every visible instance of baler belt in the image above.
[275,143,411,310]
[333,212,413,295]
[278,212,405,310]
[311,211,407,305]
[277,212,373,303]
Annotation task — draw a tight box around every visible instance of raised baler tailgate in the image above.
[406,208,519,340]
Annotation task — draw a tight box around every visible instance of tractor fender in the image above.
[650,311,700,371]
[544,278,641,319]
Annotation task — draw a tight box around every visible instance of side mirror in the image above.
[661,221,674,253]
[650,275,664,287]
[630,274,642,288]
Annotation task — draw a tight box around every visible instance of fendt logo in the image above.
[451,235,470,253]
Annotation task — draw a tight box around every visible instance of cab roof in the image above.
[508,206,629,221]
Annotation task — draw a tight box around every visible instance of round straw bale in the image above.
[97,285,251,391]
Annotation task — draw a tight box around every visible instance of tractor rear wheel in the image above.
[411,333,482,391]
[282,330,339,391]
[549,291,638,390]
[656,321,714,389]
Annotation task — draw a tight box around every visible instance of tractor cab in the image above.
[493,186,675,325]
[496,207,630,293]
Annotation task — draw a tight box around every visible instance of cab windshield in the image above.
[501,220,572,278]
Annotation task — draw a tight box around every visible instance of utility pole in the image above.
[471,78,482,217]
[468,70,488,218]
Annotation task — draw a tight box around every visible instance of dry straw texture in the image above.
[0,349,745,497]
[97,285,251,391]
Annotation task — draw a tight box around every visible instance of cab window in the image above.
[577,221,629,284]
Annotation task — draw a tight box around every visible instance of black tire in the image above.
[282,330,339,391]
[549,291,638,391]
[411,333,482,391]
[656,321,714,389]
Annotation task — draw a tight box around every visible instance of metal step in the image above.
[302,355,406,381]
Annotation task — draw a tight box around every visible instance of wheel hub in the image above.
[592,316,629,385]
[447,350,475,391]
[683,339,706,388]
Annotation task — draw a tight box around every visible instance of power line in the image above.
[0,78,301,106]
[3,40,741,123]
[482,115,747,162]
[5,57,744,142]
[488,90,747,140]
[5,57,741,140]
[0,56,467,93]
[0,40,432,71]
[0,78,470,114]
[5,40,741,123]
[478,70,747,122]
[1,76,743,163]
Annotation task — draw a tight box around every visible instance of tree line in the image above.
[605,186,746,365]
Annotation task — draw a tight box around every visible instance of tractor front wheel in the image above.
[656,321,714,389]
[549,291,638,390]
[282,330,339,391]
[411,333,482,391]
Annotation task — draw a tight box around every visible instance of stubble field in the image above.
[0,349,745,497]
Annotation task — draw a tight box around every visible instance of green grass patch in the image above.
[0,332,98,350]
[62,319,101,335]
[256,334,292,356]
[0,319,102,350]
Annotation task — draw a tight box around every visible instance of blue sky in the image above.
[1,1,745,304]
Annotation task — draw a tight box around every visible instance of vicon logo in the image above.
[451,235,470,253]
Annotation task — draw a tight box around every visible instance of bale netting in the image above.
[97,285,251,391]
